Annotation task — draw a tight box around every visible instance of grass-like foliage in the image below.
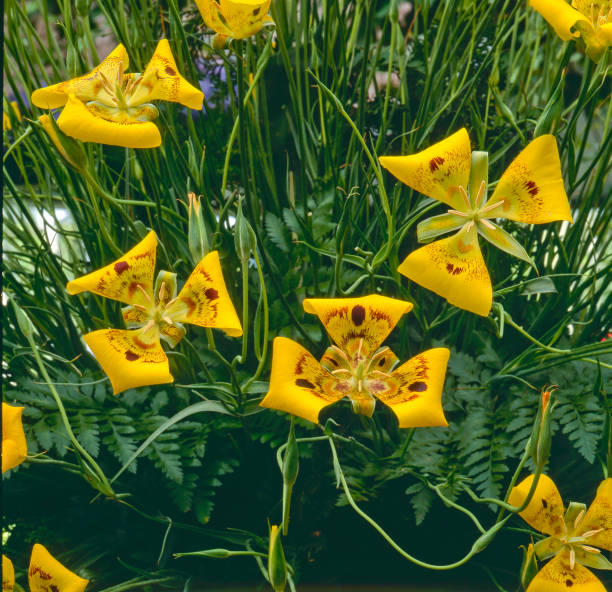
[3,0,611,590]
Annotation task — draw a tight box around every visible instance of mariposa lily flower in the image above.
[2,555,14,592]
[260,295,450,427]
[31,40,203,148]
[530,0,612,62]
[2,402,27,473]
[509,474,612,591]
[380,129,572,316]
[195,0,274,43]
[28,544,88,592]
[67,231,242,394]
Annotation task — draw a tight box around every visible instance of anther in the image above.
[165,296,179,308]
[331,369,352,376]
[136,284,153,303]
[331,345,351,365]
[162,316,173,325]
[133,304,147,312]
[141,319,155,334]
[580,545,600,554]
[357,379,363,393]
[475,180,487,208]
[574,509,585,530]
[480,218,495,230]
[581,528,604,539]
[158,281,167,303]
[569,548,575,570]
[465,221,474,233]
[458,186,471,209]
[447,209,469,217]
[479,199,504,215]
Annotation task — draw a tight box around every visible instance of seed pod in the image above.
[282,419,299,535]
[234,198,257,263]
[267,525,287,592]
[519,544,538,591]
[188,193,210,263]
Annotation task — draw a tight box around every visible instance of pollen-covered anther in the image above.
[137,284,153,303]
[142,319,155,334]
[458,185,471,209]
[162,316,173,325]
[133,304,147,312]
[158,281,167,302]
[479,199,504,215]
[574,508,586,530]
[474,180,487,207]
[479,218,495,230]
[331,369,351,376]
[581,527,605,538]
[330,345,350,364]
[447,208,469,217]
[580,545,601,553]
[569,548,576,569]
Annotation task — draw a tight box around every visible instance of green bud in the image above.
[267,525,287,592]
[175,548,232,559]
[187,192,210,264]
[11,299,35,339]
[534,72,565,137]
[529,388,555,468]
[282,419,299,535]
[38,115,87,173]
[470,520,506,554]
[519,544,538,591]
[234,198,257,263]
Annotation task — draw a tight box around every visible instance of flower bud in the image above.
[188,192,210,263]
[529,388,555,468]
[234,198,257,263]
[282,419,299,535]
[519,544,538,591]
[267,525,287,592]
[11,298,35,339]
[38,115,87,173]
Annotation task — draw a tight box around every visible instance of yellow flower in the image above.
[29,544,88,592]
[2,402,27,473]
[67,231,242,394]
[530,0,612,62]
[509,474,612,591]
[2,555,14,592]
[3,101,21,131]
[260,295,450,427]
[195,0,274,44]
[380,129,572,316]
[31,40,203,148]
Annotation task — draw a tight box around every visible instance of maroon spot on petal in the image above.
[205,288,219,301]
[125,351,140,361]
[446,263,454,273]
[114,261,129,274]
[296,378,315,389]
[542,499,548,508]
[566,580,573,587]
[429,156,445,172]
[408,381,427,392]
[50,585,59,592]
[524,180,538,196]
[253,6,261,15]
[165,66,176,76]
[351,305,366,326]
[378,357,387,367]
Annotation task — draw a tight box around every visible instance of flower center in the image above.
[327,340,394,417]
[446,181,504,231]
[573,1,612,28]
[133,281,178,334]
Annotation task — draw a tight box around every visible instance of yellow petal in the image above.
[67,231,157,307]
[375,348,450,428]
[128,40,204,110]
[195,0,273,39]
[2,556,14,592]
[488,135,572,224]
[302,295,413,358]
[28,544,89,592]
[2,403,27,473]
[259,337,345,424]
[509,474,566,538]
[530,0,590,40]
[194,0,234,37]
[31,44,129,109]
[3,101,21,131]
[398,224,492,316]
[379,128,472,210]
[527,552,606,592]
[83,328,173,395]
[164,251,242,337]
[577,478,612,551]
[57,94,161,148]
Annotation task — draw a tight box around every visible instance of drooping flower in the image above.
[67,231,242,394]
[2,555,14,592]
[260,296,450,427]
[2,402,27,473]
[380,129,572,316]
[29,544,89,592]
[530,0,612,62]
[3,101,21,131]
[31,40,203,148]
[509,474,612,591]
[195,0,274,44]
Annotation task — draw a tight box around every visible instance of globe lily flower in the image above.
[509,474,612,591]
[29,544,88,592]
[260,296,450,427]
[530,0,612,62]
[31,40,203,148]
[2,402,27,473]
[67,231,242,394]
[2,556,14,592]
[195,0,274,44]
[380,129,572,316]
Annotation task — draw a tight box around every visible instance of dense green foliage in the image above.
[3,0,611,590]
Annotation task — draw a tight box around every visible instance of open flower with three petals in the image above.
[509,474,612,591]
[195,0,274,44]
[260,295,450,427]
[530,0,612,62]
[67,231,242,394]
[31,40,203,148]
[2,402,27,473]
[380,129,572,316]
